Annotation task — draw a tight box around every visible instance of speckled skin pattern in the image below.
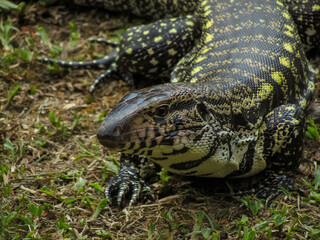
[40,0,320,206]
[38,15,201,93]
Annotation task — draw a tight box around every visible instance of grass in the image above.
[0,1,320,239]
[0,0,17,11]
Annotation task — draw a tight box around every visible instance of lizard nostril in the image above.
[113,126,122,136]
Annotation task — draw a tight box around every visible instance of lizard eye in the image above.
[154,105,169,118]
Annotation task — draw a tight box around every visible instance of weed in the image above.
[97,110,107,122]
[306,118,320,141]
[240,196,264,215]
[0,165,8,183]
[3,138,25,162]
[0,201,47,239]
[302,225,320,239]
[302,168,320,204]
[237,215,256,240]
[0,207,20,239]
[2,84,20,110]
[40,186,63,202]
[0,164,10,196]
[69,22,79,48]
[33,136,47,148]
[102,157,119,174]
[148,222,156,238]
[14,46,32,63]
[70,110,83,130]
[0,18,18,50]
[315,168,320,189]
[37,26,51,48]
[91,198,108,220]
[74,138,100,161]
[7,83,20,103]
[55,216,80,239]
[112,27,127,42]
[159,168,171,185]
[34,124,45,134]
[0,52,17,71]
[0,0,17,11]
[255,206,291,238]
[4,138,15,157]
[48,111,69,136]
[75,176,86,194]
[29,84,37,95]
[269,206,289,227]
[49,45,63,59]
[96,229,112,239]
[89,182,102,191]
[161,208,183,233]
[188,210,217,239]
[279,186,292,200]
[0,17,33,73]
[243,226,256,240]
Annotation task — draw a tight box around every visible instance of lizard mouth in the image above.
[97,124,127,150]
[97,120,203,154]
[97,123,151,151]
[97,134,123,150]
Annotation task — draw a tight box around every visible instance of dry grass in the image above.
[1,2,320,239]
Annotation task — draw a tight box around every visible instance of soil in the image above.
[1,1,320,239]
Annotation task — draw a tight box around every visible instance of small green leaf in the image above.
[38,27,51,47]
[75,177,86,190]
[4,138,15,155]
[89,183,102,191]
[201,228,211,238]
[310,191,320,202]
[103,161,119,174]
[148,222,155,238]
[28,204,43,218]
[239,215,248,225]
[7,84,20,103]
[314,168,320,189]
[55,216,70,231]
[48,111,57,126]
[33,137,47,147]
[29,85,37,95]
[273,214,286,227]
[14,47,32,62]
[306,119,320,141]
[302,178,315,190]
[0,0,17,10]
[0,18,18,50]
[40,186,54,195]
[58,169,81,180]
[240,196,264,215]
[96,229,112,238]
[243,226,256,240]
[99,111,107,121]
[49,44,62,58]
[74,138,95,160]
[63,198,78,205]
[92,198,108,220]
[71,114,82,130]
[255,221,270,231]
[40,186,63,201]
[159,169,171,185]
[211,232,221,240]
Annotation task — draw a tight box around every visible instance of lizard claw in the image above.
[105,161,150,207]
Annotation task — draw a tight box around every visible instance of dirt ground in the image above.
[1,1,320,239]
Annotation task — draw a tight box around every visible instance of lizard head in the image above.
[97,83,224,175]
